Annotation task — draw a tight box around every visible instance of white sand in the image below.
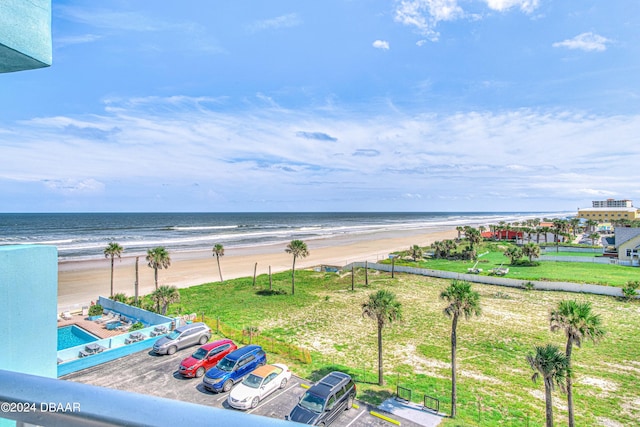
[58,228,458,311]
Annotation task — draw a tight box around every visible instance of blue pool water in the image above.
[58,325,99,350]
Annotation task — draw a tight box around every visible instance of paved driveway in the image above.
[63,347,427,427]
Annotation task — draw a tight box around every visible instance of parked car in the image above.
[286,371,356,425]
[227,363,291,410]
[178,339,237,378]
[152,322,211,355]
[202,345,266,393]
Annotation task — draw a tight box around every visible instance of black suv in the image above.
[286,371,356,425]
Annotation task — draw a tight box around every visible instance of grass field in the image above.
[172,268,640,427]
[390,243,636,287]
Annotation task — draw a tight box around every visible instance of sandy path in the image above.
[58,228,458,311]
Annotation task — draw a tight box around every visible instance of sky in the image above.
[1,0,639,213]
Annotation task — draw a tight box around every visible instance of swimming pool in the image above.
[58,325,99,350]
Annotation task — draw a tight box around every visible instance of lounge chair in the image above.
[95,312,115,324]
[117,321,133,332]
[61,311,73,320]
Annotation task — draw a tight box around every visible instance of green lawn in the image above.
[172,268,640,427]
[391,243,635,287]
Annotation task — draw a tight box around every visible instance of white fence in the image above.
[538,255,613,264]
[345,262,630,298]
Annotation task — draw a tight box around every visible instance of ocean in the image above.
[0,212,570,261]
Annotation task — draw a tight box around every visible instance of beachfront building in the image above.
[577,205,639,222]
[613,228,640,266]
[592,199,634,208]
[0,1,52,73]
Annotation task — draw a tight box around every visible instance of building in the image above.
[613,228,640,266]
[578,199,639,222]
[592,199,634,208]
[577,207,639,222]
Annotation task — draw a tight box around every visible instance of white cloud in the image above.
[553,32,611,52]
[3,97,639,211]
[485,0,540,13]
[372,40,390,50]
[247,13,302,33]
[394,0,463,41]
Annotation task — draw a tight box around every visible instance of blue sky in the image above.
[1,1,639,213]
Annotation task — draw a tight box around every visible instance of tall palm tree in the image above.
[104,242,123,298]
[550,300,605,427]
[212,243,224,282]
[285,240,309,295]
[526,344,570,427]
[146,246,171,291]
[150,285,180,315]
[362,290,402,386]
[440,280,481,418]
[465,227,482,253]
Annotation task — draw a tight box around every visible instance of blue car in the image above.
[202,345,267,393]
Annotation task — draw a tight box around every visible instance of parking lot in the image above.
[63,347,427,427]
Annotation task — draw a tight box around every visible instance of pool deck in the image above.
[58,313,128,339]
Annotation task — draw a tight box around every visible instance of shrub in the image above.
[130,321,145,331]
[112,293,128,303]
[622,281,640,300]
[522,281,535,291]
[88,304,103,316]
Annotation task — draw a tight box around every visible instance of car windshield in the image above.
[216,357,235,372]
[167,330,180,340]
[299,392,325,413]
[191,348,207,360]
[242,374,263,389]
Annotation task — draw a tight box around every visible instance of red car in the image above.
[178,339,237,378]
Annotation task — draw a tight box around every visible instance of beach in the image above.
[58,227,458,311]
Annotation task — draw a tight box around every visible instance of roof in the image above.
[579,207,638,212]
[226,344,261,360]
[251,364,281,378]
[308,372,351,397]
[201,339,233,350]
[615,228,640,248]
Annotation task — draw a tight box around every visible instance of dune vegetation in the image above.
[172,267,640,426]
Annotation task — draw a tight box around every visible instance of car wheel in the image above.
[199,335,208,345]
[251,396,260,409]
[280,378,288,389]
[346,394,354,410]
[195,367,205,378]
[167,346,177,355]
[222,379,233,392]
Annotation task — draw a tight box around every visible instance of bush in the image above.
[622,281,640,300]
[522,281,535,291]
[88,304,103,316]
[130,321,145,331]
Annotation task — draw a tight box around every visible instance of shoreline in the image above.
[58,227,459,310]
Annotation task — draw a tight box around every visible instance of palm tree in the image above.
[409,244,423,261]
[104,242,123,298]
[212,243,224,282]
[151,285,180,315]
[550,300,605,427]
[285,240,309,295]
[526,344,570,427]
[440,280,481,418]
[465,227,482,253]
[522,242,540,262]
[146,246,171,290]
[362,290,402,386]
[504,246,523,264]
